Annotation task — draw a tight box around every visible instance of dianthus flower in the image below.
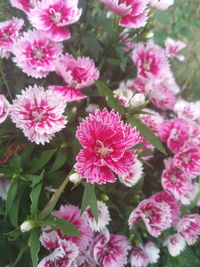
[0,95,10,123]
[10,85,67,145]
[90,228,130,267]
[176,214,200,245]
[49,53,99,102]
[163,233,186,257]
[12,30,63,78]
[128,198,172,237]
[150,0,174,11]
[0,18,24,58]
[84,200,111,232]
[132,43,171,79]
[74,250,96,267]
[100,0,150,29]
[52,204,93,251]
[113,81,134,107]
[161,158,196,205]
[174,99,200,121]
[0,176,11,200]
[165,37,186,61]
[144,241,160,264]
[173,142,200,179]
[75,108,141,184]
[28,0,82,42]
[10,0,42,13]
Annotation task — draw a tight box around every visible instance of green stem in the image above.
[0,60,12,101]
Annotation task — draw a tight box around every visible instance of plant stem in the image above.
[0,60,12,101]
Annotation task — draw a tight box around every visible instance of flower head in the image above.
[75,108,141,184]
[12,30,63,78]
[28,0,82,42]
[130,246,149,267]
[0,18,24,58]
[150,0,174,11]
[163,233,186,257]
[165,37,186,61]
[0,95,10,123]
[10,0,42,13]
[113,81,134,107]
[10,85,67,145]
[174,100,200,121]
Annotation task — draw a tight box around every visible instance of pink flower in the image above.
[74,250,96,267]
[130,247,149,267]
[75,108,141,184]
[10,0,42,13]
[163,233,186,257]
[161,158,196,205]
[173,142,200,179]
[113,81,134,107]
[174,100,200,121]
[165,37,186,61]
[0,95,10,123]
[49,53,99,102]
[100,0,150,29]
[176,214,200,245]
[28,0,82,42]
[144,241,160,264]
[0,18,24,58]
[150,0,174,11]
[10,85,67,145]
[12,30,63,78]
[84,200,111,232]
[150,191,180,225]
[128,198,172,237]
[52,204,93,251]
[91,229,130,267]
[132,43,170,79]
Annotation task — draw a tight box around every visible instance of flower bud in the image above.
[20,220,34,232]
[69,173,81,184]
[131,93,145,107]
[101,193,109,201]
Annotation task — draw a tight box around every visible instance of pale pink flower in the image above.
[84,200,111,232]
[10,85,67,145]
[176,214,200,245]
[12,30,63,78]
[130,247,149,267]
[119,159,143,187]
[100,0,150,29]
[75,108,141,184]
[128,198,172,237]
[91,228,130,267]
[0,18,24,58]
[174,100,200,121]
[150,0,174,11]
[150,191,180,225]
[0,95,10,123]
[132,43,170,79]
[28,0,82,42]
[113,81,134,107]
[163,233,186,257]
[120,29,135,52]
[74,250,96,267]
[173,142,200,179]
[85,104,99,114]
[161,158,197,205]
[144,241,160,264]
[165,37,186,61]
[52,204,93,251]
[10,0,42,13]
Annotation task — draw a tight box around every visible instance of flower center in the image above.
[96,140,113,156]
[181,154,190,164]
[30,108,48,122]
[33,48,44,59]
[143,58,153,70]
[50,8,61,24]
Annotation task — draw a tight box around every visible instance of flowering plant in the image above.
[0,0,200,266]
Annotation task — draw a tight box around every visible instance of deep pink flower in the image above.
[176,214,200,245]
[128,198,172,237]
[10,85,67,145]
[161,158,196,205]
[173,142,200,178]
[52,204,93,251]
[12,30,63,78]
[0,95,10,123]
[10,0,42,13]
[100,0,150,29]
[150,191,180,225]
[75,108,141,184]
[91,229,130,267]
[165,37,186,61]
[28,0,82,42]
[132,43,170,79]
[0,18,24,58]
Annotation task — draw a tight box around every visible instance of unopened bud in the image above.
[20,220,34,232]
[146,31,154,40]
[69,173,81,184]
[131,94,145,107]
[101,193,109,201]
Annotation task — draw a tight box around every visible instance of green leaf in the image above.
[179,27,194,41]
[5,180,18,217]
[25,174,43,187]
[8,192,22,227]
[49,150,67,173]
[155,12,170,24]
[13,243,28,267]
[81,183,98,222]
[9,154,21,170]
[50,216,81,237]
[95,80,124,114]
[29,229,40,267]
[30,183,42,215]
[128,117,167,155]
[30,149,56,171]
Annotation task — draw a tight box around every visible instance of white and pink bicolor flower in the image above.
[163,233,186,257]
[10,0,42,13]
[165,37,186,61]
[0,95,10,124]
